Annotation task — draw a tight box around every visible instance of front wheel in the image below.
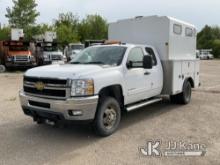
[0,65,6,73]
[170,80,192,104]
[93,97,121,137]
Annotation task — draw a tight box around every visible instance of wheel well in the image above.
[187,77,194,88]
[98,85,124,109]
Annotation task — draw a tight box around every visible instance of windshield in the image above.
[70,46,127,66]
[43,46,58,52]
[9,46,28,51]
[70,45,84,50]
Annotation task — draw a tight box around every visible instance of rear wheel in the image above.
[93,97,121,137]
[170,80,192,104]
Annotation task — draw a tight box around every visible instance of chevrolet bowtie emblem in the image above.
[35,81,45,91]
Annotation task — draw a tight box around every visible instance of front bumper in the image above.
[5,61,37,67]
[19,91,99,121]
[42,60,64,65]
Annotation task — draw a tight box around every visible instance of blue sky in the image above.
[0,0,220,30]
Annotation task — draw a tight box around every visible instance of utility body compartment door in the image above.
[162,59,200,95]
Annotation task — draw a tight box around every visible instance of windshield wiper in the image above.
[84,61,104,65]
[70,62,81,64]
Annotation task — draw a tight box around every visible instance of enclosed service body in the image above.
[11,29,24,41]
[109,15,200,95]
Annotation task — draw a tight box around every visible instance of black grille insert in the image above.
[24,86,66,97]
[24,76,67,85]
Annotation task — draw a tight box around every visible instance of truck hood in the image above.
[72,50,81,54]
[8,51,31,56]
[44,51,63,55]
[25,64,107,79]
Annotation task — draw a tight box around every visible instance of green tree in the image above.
[54,12,79,45]
[197,25,214,49]
[211,39,220,58]
[78,14,108,42]
[56,24,78,46]
[54,12,79,29]
[197,25,220,58]
[25,24,53,40]
[5,0,39,29]
[0,26,10,40]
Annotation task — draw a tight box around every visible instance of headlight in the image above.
[7,56,13,61]
[71,79,94,96]
[30,56,35,61]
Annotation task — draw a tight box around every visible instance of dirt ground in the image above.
[0,60,220,165]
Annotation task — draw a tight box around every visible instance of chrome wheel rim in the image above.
[103,106,117,130]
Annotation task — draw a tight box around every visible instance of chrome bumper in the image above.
[5,61,37,67]
[19,90,98,121]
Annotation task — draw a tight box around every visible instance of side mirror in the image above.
[126,61,133,69]
[143,55,153,69]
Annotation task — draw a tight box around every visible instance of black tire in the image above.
[170,94,178,103]
[170,80,192,105]
[93,97,121,137]
[0,65,6,73]
[36,118,45,124]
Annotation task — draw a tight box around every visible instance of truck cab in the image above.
[0,28,36,69]
[66,43,84,61]
[34,42,65,65]
[198,49,214,60]
[0,41,36,68]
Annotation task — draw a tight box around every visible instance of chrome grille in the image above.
[15,56,29,62]
[51,55,62,61]
[23,76,70,100]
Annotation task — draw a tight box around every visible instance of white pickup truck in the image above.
[19,16,200,136]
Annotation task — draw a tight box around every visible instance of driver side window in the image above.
[127,47,144,67]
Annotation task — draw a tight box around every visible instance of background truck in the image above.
[65,43,84,61]
[197,49,214,60]
[32,31,65,65]
[84,40,106,48]
[0,29,36,69]
[19,16,199,137]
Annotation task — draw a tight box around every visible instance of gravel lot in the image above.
[0,60,220,165]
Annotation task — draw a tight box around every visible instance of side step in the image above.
[126,98,162,112]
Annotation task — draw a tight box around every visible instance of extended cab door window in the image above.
[127,47,144,67]
[145,47,157,66]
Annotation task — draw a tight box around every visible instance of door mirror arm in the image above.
[126,61,133,69]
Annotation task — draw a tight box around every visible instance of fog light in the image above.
[68,110,83,116]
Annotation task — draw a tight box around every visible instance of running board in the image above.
[126,98,162,112]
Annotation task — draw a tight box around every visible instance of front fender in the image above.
[93,69,125,97]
